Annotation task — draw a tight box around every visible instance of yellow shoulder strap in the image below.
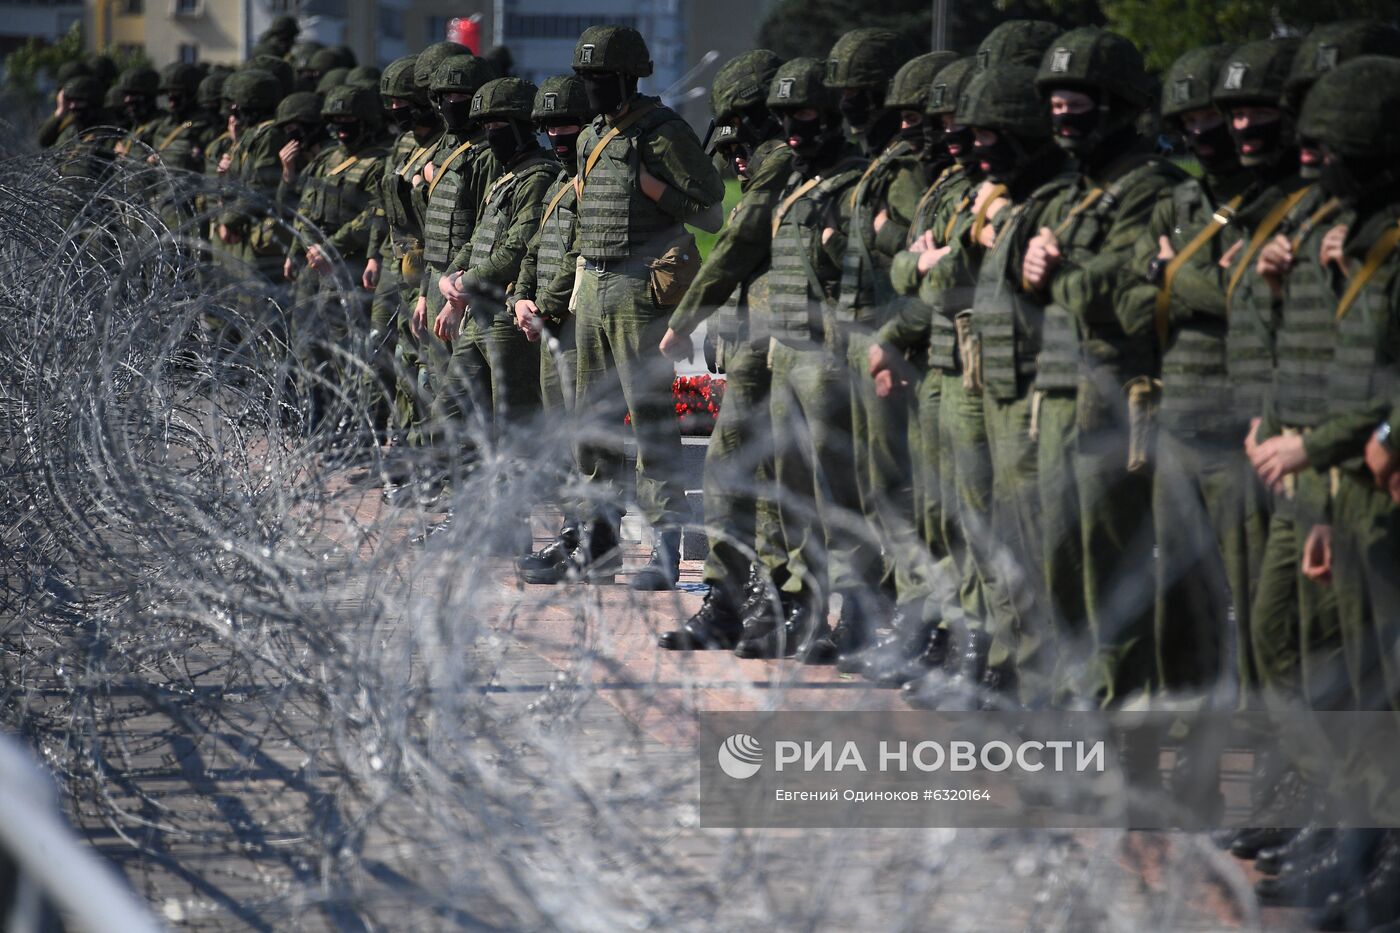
[1335,220,1400,321]
[1291,196,1343,252]
[398,145,432,178]
[1226,185,1313,304]
[539,181,574,231]
[575,100,661,202]
[771,176,824,237]
[969,183,1009,246]
[1155,194,1245,348]
[427,139,474,197]
[328,153,361,177]
[156,121,192,152]
[848,158,883,209]
[942,191,975,243]
[1052,186,1105,238]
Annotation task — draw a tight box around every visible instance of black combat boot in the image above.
[658,584,743,650]
[733,588,785,659]
[516,520,581,583]
[805,590,877,665]
[1310,831,1400,932]
[1256,829,1384,907]
[1257,825,1335,875]
[517,517,622,585]
[630,529,681,591]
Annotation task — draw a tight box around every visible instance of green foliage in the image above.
[4,23,85,94]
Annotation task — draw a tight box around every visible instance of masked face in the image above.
[783,109,839,171]
[1297,139,1324,179]
[899,111,924,153]
[124,94,152,123]
[485,121,524,163]
[579,72,628,117]
[734,104,779,147]
[921,118,944,156]
[972,127,1021,182]
[283,123,305,144]
[1228,107,1284,167]
[436,93,473,131]
[387,103,413,134]
[1180,108,1238,175]
[546,122,581,167]
[331,118,361,148]
[943,119,976,168]
[838,88,875,132]
[1319,149,1396,204]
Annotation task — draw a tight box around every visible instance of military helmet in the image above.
[958,63,1050,138]
[977,19,1061,71]
[1160,44,1235,120]
[276,91,322,126]
[1284,20,1400,111]
[309,49,342,74]
[104,84,124,111]
[572,25,653,77]
[328,45,358,69]
[484,44,514,77]
[55,61,91,85]
[248,54,294,97]
[1298,55,1400,159]
[381,55,420,104]
[346,65,381,90]
[159,62,202,97]
[323,84,382,126]
[471,76,537,122]
[316,68,350,94]
[532,74,591,123]
[825,27,915,90]
[886,51,958,112]
[1035,27,1155,108]
[115,66,159,97]
[767,57,837,112]
[431,54,495,97]
[292,41,325,70]
[197,72,228,110]
[414,41,470,91]
[711,50,783,121]
[89,55,118,88]
[266,14,299,39]
[226,69,281,114]
[62,75,103,104]
[1211,38,1301,108]
[925,57,976,117]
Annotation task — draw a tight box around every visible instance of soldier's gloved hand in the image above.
[306,245,332,276]
[363,258,380,290]
[1257,234,1293,294]
[433,302,463,342]
[659,328,693,363]
[1023,227,1062,291]
[1301,524,1332,583]
[410,296,429,340]
[514,299,542,342]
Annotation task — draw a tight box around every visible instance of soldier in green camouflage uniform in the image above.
[284,85,389,428]
[822,30,940,663]
[512,76,594,578]
[412,54,500,468]
[1115,45,1266,698]
[1023,28,1184,707]
[526,26,724,590]
[111,66,161,157]
[51,75,114,182]
[731,57,869,658]
[651,50,792,648]
[362,54,442,448]
[431,78,554,447]
[217,69,291,284]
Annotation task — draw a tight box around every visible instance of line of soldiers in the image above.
[38,18,1400,925]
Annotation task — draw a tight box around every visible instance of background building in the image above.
[0,1,83,60]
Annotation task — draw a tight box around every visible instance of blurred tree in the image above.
[5,24,151,96]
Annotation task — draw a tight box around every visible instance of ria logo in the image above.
[717,733,763,779]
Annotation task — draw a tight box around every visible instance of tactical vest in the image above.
[300,143,385,234]
[1226,184,1324,423]
[767,162,865,345]
[836,141,909,323]
[975,177,1075,401]
[1273,206,1355,427]
[575,99,688,261]
[920,168,973,371]
[1158,179,1245,436]
[535,171,578,306]
[713,139,791,344]
[1036,158,1183,392]
[461,156,558,292]
[422,135,480,267]
[1328,240,1400,424]
[382,131,435,245]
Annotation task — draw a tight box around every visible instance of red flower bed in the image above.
[623,374,726,435]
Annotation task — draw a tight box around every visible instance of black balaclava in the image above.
[330,118,367,151]
[974,127,1059,192]
[580,72,635,119]
[898,113,925,155]
[486,119,534,164]
[734,103,781,149]
[437,95,473,132]
[125,95,155,126]
[1319,150,1400,210]
[1227,112,1286,168]
[1182,118,1240,177]
[1050,88,1141,172]
[784,110,843,174]
[546,123,581,172]
[165,93,194,121]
